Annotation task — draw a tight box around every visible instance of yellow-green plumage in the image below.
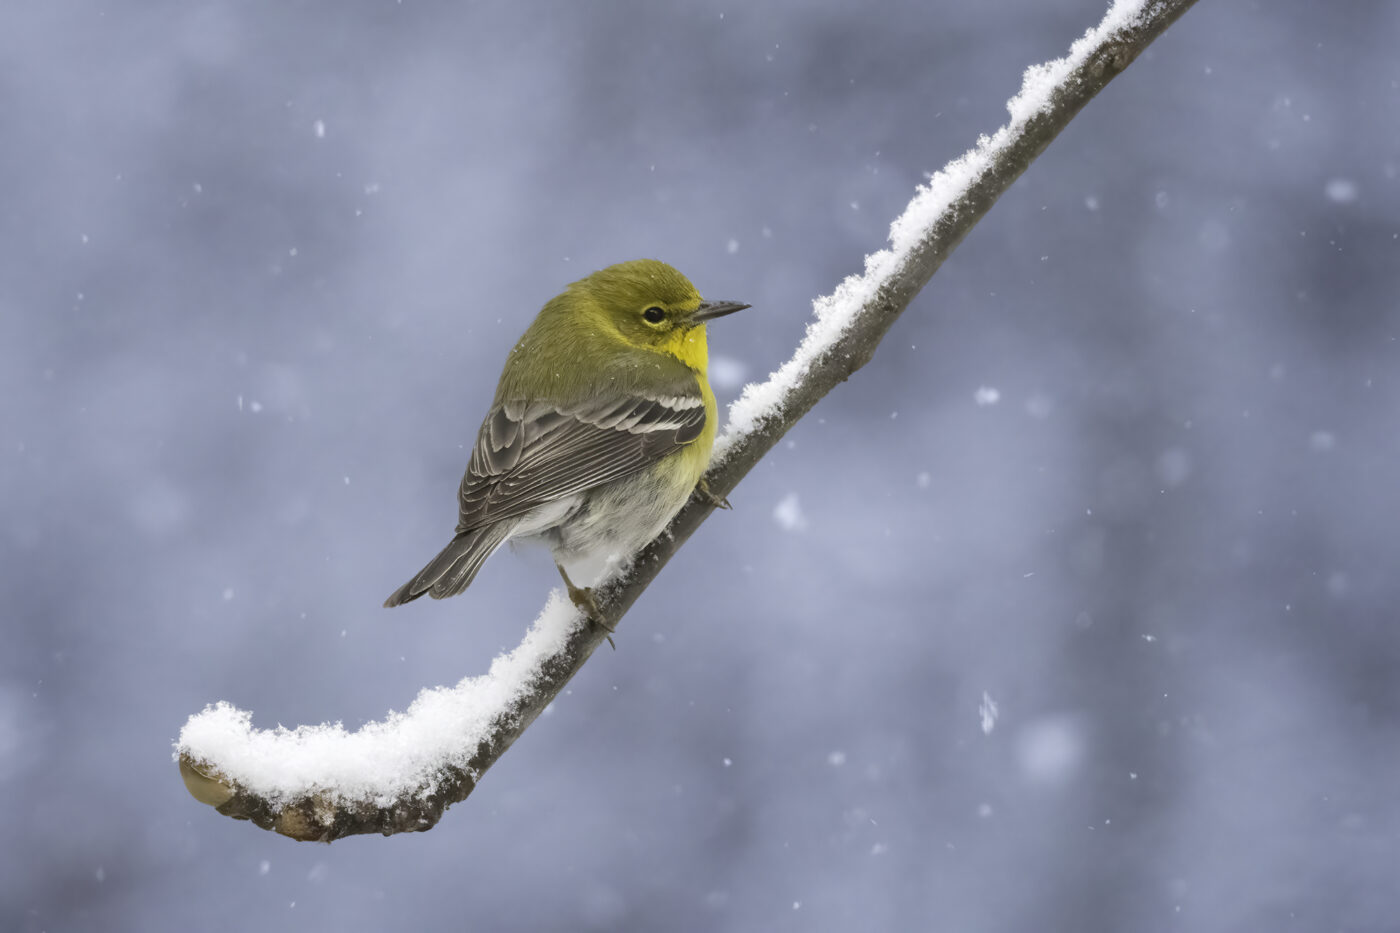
[384,259,749,608]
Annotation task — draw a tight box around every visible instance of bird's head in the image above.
[570,259,750,358]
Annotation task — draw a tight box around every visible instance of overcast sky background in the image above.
[4,1,1399,931]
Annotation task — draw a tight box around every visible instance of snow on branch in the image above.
[176,0,1199,841]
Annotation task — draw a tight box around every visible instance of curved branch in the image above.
[176,0,1199,841]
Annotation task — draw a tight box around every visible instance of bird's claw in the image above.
[556,563,615,649]
[696,477,732,510]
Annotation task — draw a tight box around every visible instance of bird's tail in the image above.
[383,523,512,608]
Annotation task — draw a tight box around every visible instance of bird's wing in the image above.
[455,383,707,531]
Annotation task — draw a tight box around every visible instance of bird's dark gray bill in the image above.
[691,300,752,322]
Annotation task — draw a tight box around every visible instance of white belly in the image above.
[512,469,693,585]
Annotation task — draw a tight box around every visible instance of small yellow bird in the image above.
[384,259,750,611]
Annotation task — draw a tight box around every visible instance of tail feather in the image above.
[383,523,512,608]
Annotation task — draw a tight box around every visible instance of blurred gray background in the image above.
[4,1,1398,930]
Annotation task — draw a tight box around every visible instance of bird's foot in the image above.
[555,562,615,649]
[696,477,732,510]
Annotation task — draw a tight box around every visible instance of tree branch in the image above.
[176,0,1199,841]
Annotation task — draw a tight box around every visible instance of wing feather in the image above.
[454,383,706,532]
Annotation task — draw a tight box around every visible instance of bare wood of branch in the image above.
[178,0,1199,841]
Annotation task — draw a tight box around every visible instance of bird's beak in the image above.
[689,300,752,323]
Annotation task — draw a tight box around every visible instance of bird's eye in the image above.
[643,306,666,324]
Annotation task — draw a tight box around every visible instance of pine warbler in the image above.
[384,259,750,612]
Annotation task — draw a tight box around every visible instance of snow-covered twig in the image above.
[176,0,1199,841]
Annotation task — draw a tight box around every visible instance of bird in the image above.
[383,259,750,616]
